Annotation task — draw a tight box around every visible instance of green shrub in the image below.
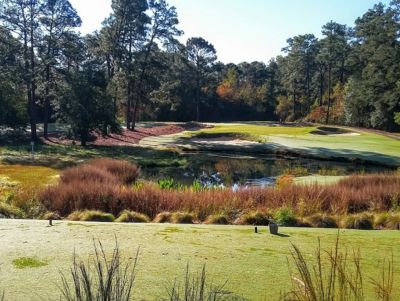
[171,212,195,224]
[67,210,115,222]
[190,179,202,191]
[153,212,173,223]
[205,214,229,225]
[304,214,338,228]
[237,211,270,225]
[341,213,374,230]
[116,210,150,223]
[274,208,297,226]
[158,178,175,190]
[0,202,24,218]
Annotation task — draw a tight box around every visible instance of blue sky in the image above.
[69,0,390,64]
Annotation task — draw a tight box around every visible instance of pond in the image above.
[141,152,394,187]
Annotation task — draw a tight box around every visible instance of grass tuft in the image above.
[116,210,150,223]
[341,213,374,230]
[205,214,230,225]
[237,211,270,225]
[154,212,173,223]
[67,210,115,222]
[304,213,338,228]
[59,240,138,301]
[171,212,195,224]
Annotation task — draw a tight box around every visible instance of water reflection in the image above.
[141,153,393,187]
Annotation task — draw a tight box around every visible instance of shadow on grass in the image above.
[169,137,400,167]
[0,144,187,169]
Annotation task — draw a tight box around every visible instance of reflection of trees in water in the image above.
[214,159,275,184]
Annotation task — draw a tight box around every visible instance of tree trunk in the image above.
[196,74,200,122]
[43,64,51,138]
[126,82,132,130]
[319,69,324,107]
[29,2,37,141]
[325,66,332,124]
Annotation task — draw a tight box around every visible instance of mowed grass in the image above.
[192,123,316,137]
[0,220,398,301]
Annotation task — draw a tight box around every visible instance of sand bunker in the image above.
[191,138,260,146]
[311,126,360,136]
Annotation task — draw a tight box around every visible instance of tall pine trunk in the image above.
[43,64,51,138]
[325,65,332,124]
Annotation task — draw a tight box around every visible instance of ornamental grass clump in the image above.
[116,210,150,223]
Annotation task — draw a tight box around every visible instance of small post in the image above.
[254,226,258,233]
[49,219,52,226]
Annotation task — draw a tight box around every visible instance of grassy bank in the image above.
[139,123,400,166]
[0,220,398,301]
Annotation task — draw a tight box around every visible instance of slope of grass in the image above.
[0,220,398,301]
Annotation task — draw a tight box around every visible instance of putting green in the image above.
[0,220,399,300]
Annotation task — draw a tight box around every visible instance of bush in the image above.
[68,210,115,222]
[205,214,229,225]
[341,213,374,230]
[87,158,140,185]
[41,172,400,224]
[274,208,297,226]
[304,214,338,228]
[0,202,24,218]
[275,175,294,189]
[116,210,150,223]
[153,212,173,223]
[60,165,118,185]
[171,212,195,224]
[237,211,270,225]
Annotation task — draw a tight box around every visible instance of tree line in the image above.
[0,0,399,145]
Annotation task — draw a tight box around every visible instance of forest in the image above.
[1,0,400,146]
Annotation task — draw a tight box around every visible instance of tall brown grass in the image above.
[41,168,400,221]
